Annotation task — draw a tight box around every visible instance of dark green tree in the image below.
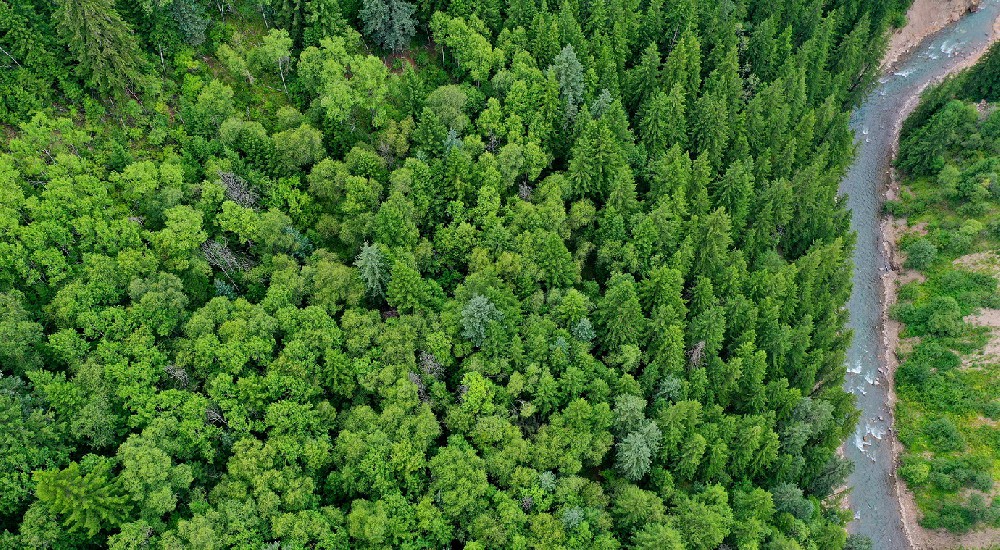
[54,0,146,97]
[360,0,416,52]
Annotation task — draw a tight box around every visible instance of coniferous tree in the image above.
[461,294,503,347]
[355,242,388,298]
[34,460,130,536]
[549,44,584,122]
[54,0,146,97]
[360,0,416,52]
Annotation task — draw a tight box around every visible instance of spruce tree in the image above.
[54,0,146,97]
[359,0,416,52]
[34,460,129,536]
[355,242,388,298]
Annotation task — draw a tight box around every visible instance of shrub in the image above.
[924,417,965,452]
[925,296,964,337]
[845,534,874,550]
[900,460,931,486]
[904,238,937,270]
[897,359,932,388]
[910,341,961,372]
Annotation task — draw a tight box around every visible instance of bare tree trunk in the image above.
[0,45,22,68]
[278,58,288,94]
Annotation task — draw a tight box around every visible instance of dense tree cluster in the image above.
[889,47,1000,534]
[0,0,913,547]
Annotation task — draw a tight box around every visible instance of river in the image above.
[841,2,1000,548]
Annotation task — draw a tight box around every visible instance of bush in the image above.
[983,401,1000,420]
[924,417,965,452]
[925,296,964,337]
[845,534,874,550]
[911,341,961,371]
[900,460,931,486]
[904,238,937,270]
[883,199,905,216]
[944,228,974,255]
[934,503,976,532]
[771,482,814,521]
[938,269,997,308]
[897,359,932,388]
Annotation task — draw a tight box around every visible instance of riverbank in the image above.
[883,0,983,71]
[881,11,1000,549]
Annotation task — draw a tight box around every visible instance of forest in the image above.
[888,43,1000,534]
[0,0,911,548]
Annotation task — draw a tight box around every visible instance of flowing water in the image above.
[841,3,1000,548]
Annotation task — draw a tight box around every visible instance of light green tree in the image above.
[34,459,130,536]
[354,242,388,298]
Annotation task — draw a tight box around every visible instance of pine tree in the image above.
[596,273,645,354]
[304,0,346,46]
[640,84,686,157]
[616,431,654,480]
[172,0,210,46]
[386,260,427,312]
[627,42,661,114]
[663,29,701,105]
[549,44,584,122]
[712,159,753,231]
[568,111,632,203]
[461,294,503,347]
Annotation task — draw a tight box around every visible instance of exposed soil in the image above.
[963,308,1000,369]
[883,0,984,71]
[954,251,1000,276]
[907,221,929,236]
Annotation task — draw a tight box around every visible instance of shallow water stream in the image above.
[841,3,1000,548]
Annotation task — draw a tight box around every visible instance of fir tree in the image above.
[355,242,389,298]
[360,0,416,52]
[54,0,146,97]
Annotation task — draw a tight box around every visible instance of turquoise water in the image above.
[841,3,1000,548]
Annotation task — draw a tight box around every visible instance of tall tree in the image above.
[549,44,584,122]
[34,459,130,536]
[54,0,146,97]
[360,0,416,52]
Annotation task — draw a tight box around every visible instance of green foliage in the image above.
[550,44,584,121]
[34,459,130,536]
[460,294,503,347]
[894,54,1000,532]
[354,242,388,297]
[360,0,416,53]
[0,0,905,546]
[54,0,147,97]
[904,237,937,270]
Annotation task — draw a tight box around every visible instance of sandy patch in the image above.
[883,0,983,71]
[899,269,928,285]
[965,308,1000,328]
[970,415,1000,428]
[954,252,1000,277]
[907,221,929,236]
[962,308,1000,369]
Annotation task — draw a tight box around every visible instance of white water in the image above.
[840,3,1000,547]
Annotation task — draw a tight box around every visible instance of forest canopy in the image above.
[0,0,910,547]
